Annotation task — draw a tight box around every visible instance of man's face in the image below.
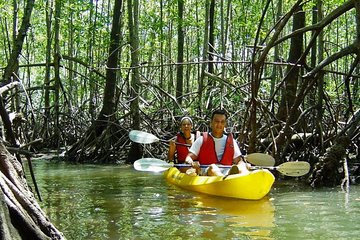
[210,114,226,137]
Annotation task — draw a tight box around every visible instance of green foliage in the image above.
[0,0,358,149]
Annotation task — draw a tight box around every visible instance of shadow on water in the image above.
[25,159,360,240]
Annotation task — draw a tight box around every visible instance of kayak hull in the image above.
[164,167,275,200]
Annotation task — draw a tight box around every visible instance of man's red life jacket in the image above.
[175,131,201,163]
[197,132,234,165]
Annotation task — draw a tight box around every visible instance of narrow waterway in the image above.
[26,159,360,240]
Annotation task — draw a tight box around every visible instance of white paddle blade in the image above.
[133,158,173,172]
[245,153,275,167]
[129,130,160,144]
[277,161,310,177]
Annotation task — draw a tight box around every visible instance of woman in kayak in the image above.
[167,116,198,164]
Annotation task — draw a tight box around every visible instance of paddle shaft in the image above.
[172,164,282,169]
[169,163,281,170]
[134,158,310,176]
[171,163,292,169]
[160,139,190,147]
[173,163,231,168]
[172,162,309,176]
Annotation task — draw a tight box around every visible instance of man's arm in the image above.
[185,136,202,165]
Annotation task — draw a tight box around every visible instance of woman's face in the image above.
[180,119,192,133]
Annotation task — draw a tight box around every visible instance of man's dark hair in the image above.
[211,109,228,120]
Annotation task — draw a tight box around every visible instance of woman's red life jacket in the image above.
[175,133,188,163]
[175,131,201,163]
[197,132,234,165]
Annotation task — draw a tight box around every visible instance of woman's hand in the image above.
[167,139,176,161]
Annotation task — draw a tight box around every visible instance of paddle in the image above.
[133,158,310,177]
[129,130,275,166]
[129,130,190,146]
[251,161,311,177]
[244,153,275,167]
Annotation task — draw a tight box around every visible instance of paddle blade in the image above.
[129,130,160,144]
[277,161,310,177]
[133,158,173,172]
[245,153,275,167]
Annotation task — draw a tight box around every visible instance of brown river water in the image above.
[25,159,360,240]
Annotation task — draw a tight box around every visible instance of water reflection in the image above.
[168,192,275,239]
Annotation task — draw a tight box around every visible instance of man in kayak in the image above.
[167,116,198,164]
[184,109,248,176]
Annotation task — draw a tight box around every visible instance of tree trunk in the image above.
[219,0,231,84]
[53,0,61,147]
[0,142,64,239]
[208,0,215,74]
[315,0,325,153]
[2,0,35,84]
[11,0,21,114]
[198,0,210,115]
[205,0,216,110]
[270,0,283,103]
[88,0,99,119]
[127,0,143,163]
[67,11,75,114]
[276,5,305,122]
[96,0,122,132]
[41,0,53,141]
[176,0,184,106]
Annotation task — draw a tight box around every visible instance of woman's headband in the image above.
[180,116,193,125]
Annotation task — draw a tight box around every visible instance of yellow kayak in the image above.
[163,167,275,200]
